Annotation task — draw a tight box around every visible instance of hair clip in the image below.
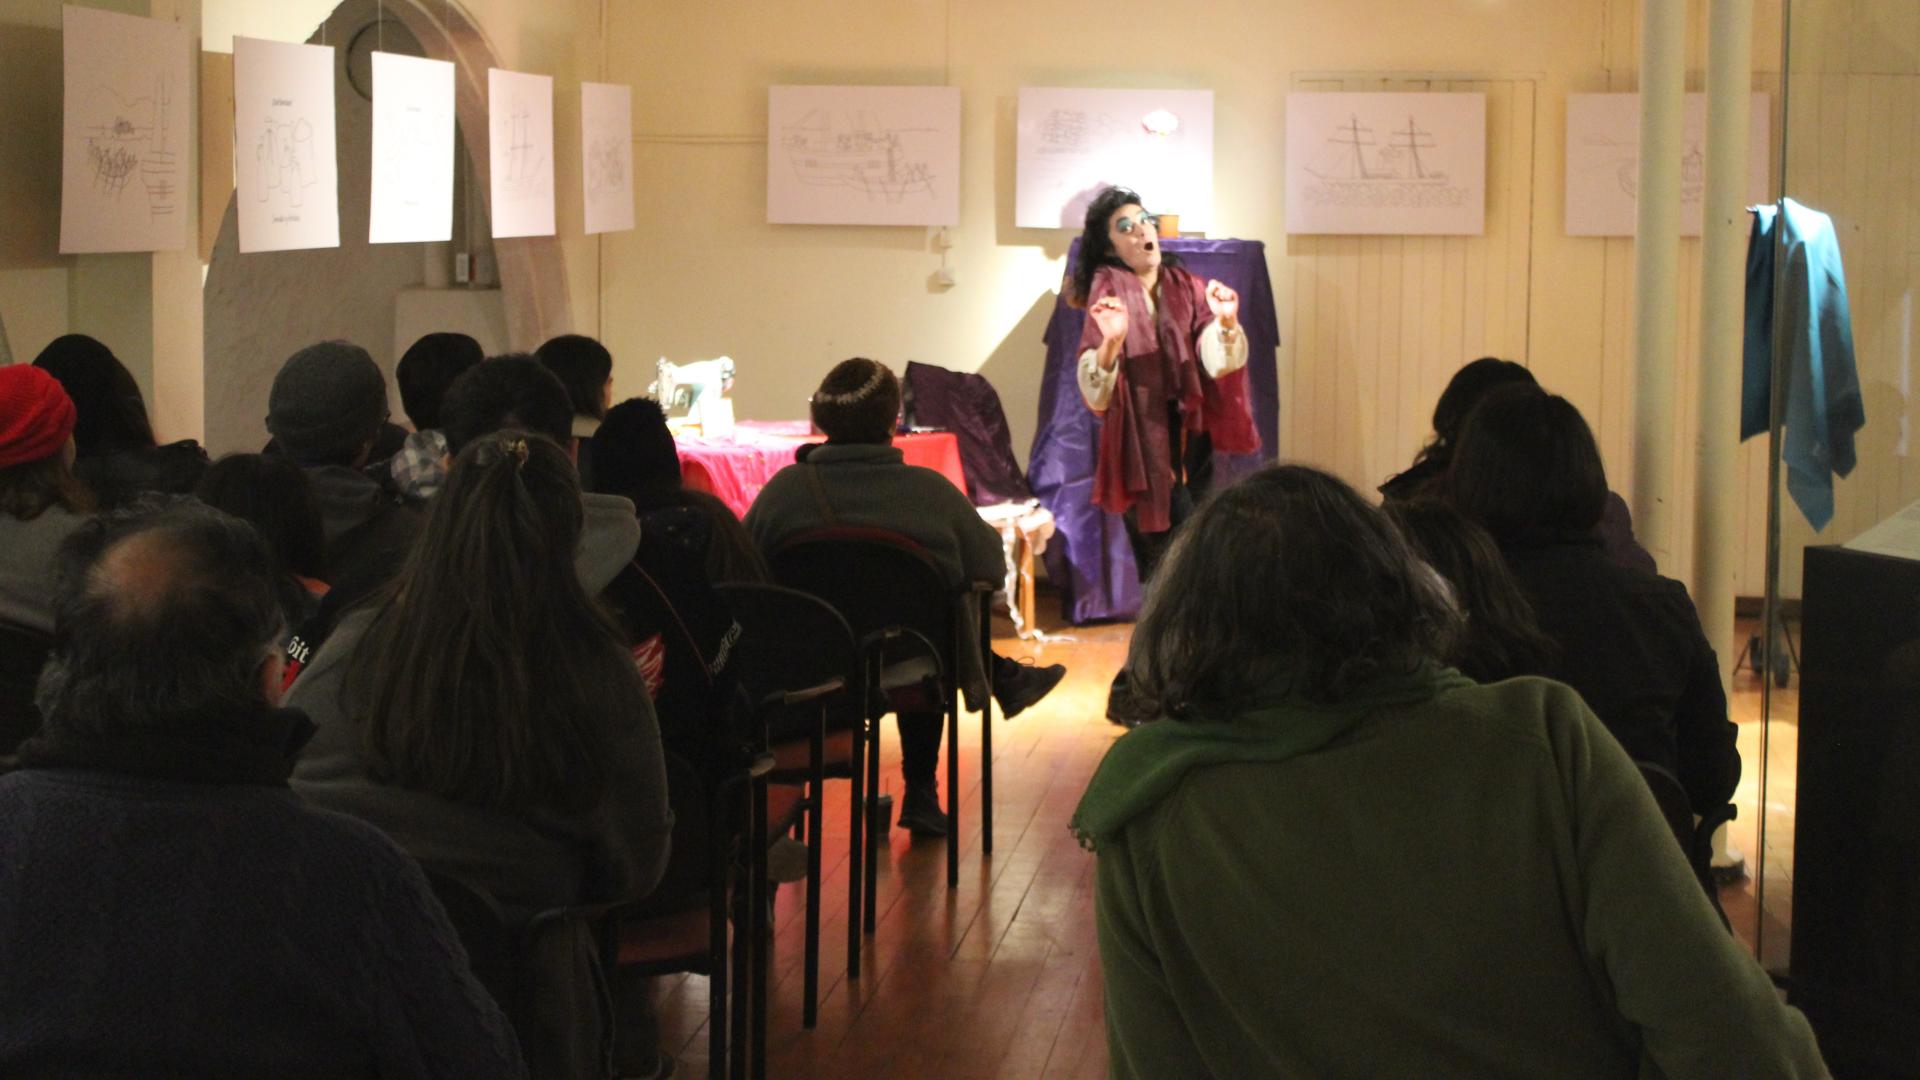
[503,437,529,468]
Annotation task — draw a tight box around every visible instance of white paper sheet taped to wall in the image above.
[766,85,960,227]
[488,68,557,239]
[1014,88,1215,232]
[1284,92,1486,236]
[234,36,342,254]
[1564,93,1771,237]
[581,82,636,235]
[369,52,456,245]
[60,6,192,254]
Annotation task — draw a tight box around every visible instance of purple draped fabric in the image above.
[903,360,1034,506]
[1028,238,1280,624]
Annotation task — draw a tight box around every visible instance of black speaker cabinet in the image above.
[1792,545,1920,1076]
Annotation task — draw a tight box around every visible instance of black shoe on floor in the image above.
[897,784,949,837]
[993,657,1067,719]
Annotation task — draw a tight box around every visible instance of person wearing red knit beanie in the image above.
[0,365,92,637]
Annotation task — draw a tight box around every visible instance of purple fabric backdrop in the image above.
[1028,238,1281,624]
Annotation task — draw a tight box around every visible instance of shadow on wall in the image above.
[974,289,1060,472]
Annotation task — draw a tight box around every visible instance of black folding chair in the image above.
[768,526,995,891]
[422,869,623,1080]
[1636,759,1738,931]
[716,582,864,1028]
[615,738,777,1080]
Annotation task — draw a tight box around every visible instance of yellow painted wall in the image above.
[0,6,69,365]
[598,0,1787,598]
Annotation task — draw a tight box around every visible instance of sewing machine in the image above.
[651,356,736,437]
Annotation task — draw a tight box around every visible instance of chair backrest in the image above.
[1634,759,1716,898]
[0,622,51,756]
[716,582,861,737]
[767,526,958,662]
[902,360,1032,505]
[423,867,615,1080]
[423,868,523,1014]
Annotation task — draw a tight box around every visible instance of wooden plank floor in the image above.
[651,597,1129,1078]
[650,601,1799,1077]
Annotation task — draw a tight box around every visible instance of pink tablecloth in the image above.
[677,421,967,518]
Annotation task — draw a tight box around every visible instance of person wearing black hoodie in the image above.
[32,333,208,507]
[263,341,421,586]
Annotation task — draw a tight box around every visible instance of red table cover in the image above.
[676,420,966,518]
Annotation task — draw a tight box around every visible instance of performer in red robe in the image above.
[1072,186,1259,580]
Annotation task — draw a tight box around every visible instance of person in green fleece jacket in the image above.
[1072,465,1827,1080]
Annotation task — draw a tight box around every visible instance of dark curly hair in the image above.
[1068,185,1182,307]
[1446,384,1610,544]
[1383,499,1558,682]
[1126,465,1461,713]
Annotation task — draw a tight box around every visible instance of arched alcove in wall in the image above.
[201,0,570,454]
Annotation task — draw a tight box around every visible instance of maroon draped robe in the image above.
[1077,263,1258,533]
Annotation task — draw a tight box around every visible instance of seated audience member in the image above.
[535,333,614,489]
[289,431,670,915]
[1384,498,1557,684]
[588,398,746,762]
[1381,356,1654,573]
[195,453,330,620]
[32,333,208,507]
[264,342,421,585]
[0,366,91,634]
[587,397,756,1080]
[1447,384,1740,815]
[285,354,611,687]
[745,358,1065,835]
[391,331,483,503]
[0,501,525,1078]
[592,396,770,584]
[439,354,641,591]
[291,431,670,1080]
[1072,465,1827,1079]
[1378,357,1532,502]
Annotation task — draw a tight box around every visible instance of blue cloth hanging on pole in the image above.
[1741,197,1864,532]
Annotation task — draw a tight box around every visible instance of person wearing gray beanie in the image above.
[261,341,421,594]
[266,342,392,469]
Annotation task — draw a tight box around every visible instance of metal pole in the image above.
[1632,0,1688,568]
[1695,0,1756,686]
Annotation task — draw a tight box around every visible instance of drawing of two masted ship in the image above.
[782,109,935,202]
[1306,115,1450,185]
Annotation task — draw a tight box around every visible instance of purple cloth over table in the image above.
[1028,238,1281,624]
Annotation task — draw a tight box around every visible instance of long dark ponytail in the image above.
[347,431,643,812]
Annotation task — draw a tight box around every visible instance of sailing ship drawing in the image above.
[780,109,936,203]
[1305,114,1450,184]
